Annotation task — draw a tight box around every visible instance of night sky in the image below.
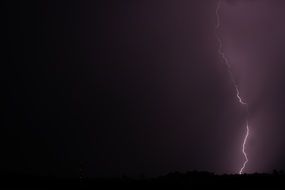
[3,0,285,178]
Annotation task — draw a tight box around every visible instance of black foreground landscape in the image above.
[1,171,285,189]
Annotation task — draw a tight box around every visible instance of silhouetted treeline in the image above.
[0,173,79,188]
[1,171,285,189]
[85,171,285,189]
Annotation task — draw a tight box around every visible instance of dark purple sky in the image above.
[3,0,285,178]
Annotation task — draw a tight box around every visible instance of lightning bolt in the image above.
[216,0,250,174]
[239,122,249,174]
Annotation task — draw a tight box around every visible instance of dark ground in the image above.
[1,171,285,189]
